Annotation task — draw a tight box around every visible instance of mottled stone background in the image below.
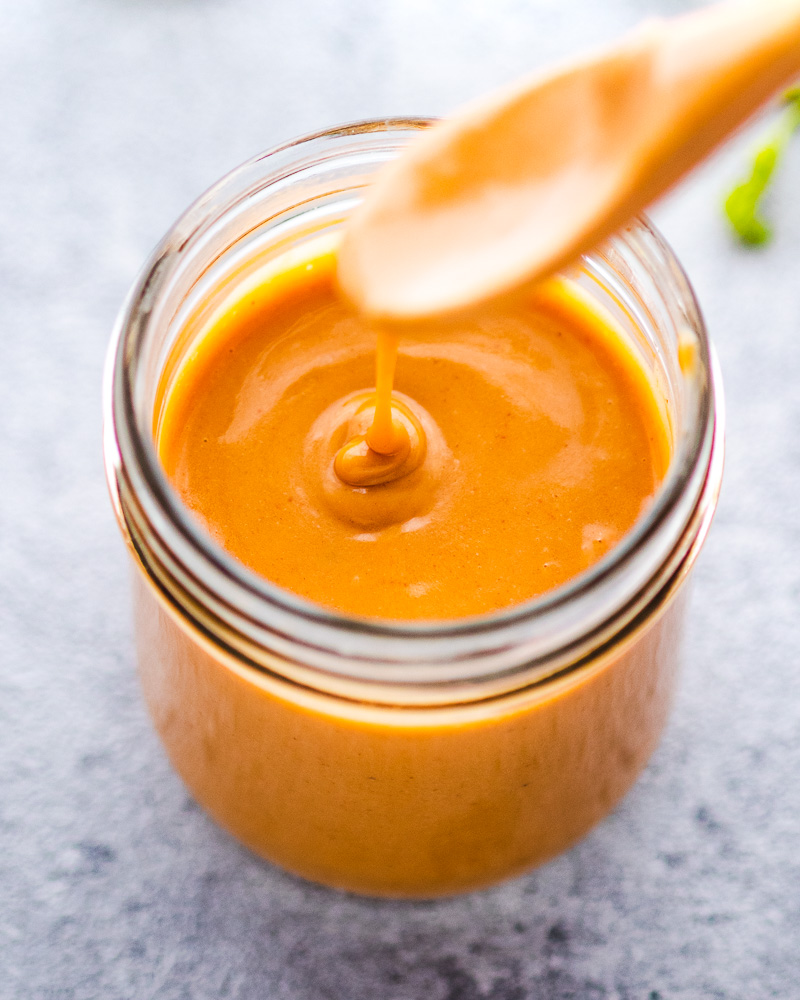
[2,0,800,997]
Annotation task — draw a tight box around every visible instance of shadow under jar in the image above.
[103,118,723,898]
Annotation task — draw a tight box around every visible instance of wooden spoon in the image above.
[337,0,800,321]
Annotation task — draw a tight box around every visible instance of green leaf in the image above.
[724,144,779,245]
[724,88,800,246]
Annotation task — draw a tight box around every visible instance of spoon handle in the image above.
[640,0,800,200]
[339,0,800,320]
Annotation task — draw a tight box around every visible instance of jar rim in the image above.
[104,117,722,697]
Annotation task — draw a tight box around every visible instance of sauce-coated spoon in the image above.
[338,0,800,321]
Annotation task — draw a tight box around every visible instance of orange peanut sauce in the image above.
[133,235,687,897]
[156,243,669,621]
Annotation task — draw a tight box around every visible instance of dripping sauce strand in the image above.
[334,327,427,488]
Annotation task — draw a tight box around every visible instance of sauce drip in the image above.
[334,328,427,488]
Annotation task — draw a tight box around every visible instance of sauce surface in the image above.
[158,246,669,621]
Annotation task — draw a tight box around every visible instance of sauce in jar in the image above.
[105,121,722,897]
[158,243,669,620]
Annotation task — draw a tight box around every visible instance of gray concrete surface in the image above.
[2,0,800,997]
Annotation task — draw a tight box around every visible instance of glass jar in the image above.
[103,118,723,898]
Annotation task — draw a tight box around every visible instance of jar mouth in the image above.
[104,117,722,694]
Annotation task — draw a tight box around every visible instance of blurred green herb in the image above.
[724,88,800,246]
